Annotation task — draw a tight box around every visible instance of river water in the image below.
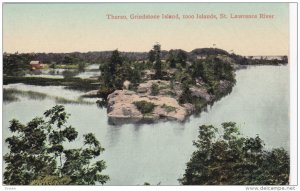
[2,65,289,185]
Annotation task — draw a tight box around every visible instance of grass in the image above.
[3,88,93,105]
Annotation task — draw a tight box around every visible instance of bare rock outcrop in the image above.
[107,90,193,125]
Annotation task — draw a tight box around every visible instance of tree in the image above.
[167,50,177,68]
[100,49,124,89]
[177,50,187,68]
[151,43,163,79]
[3,53,33,76]
[62,55,78,64]
[179,122,289,185]
[4,105,109,185]
[99,49,140,90]
[179,81,192,104]
[148,49,155,63]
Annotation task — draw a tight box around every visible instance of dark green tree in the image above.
[62,55,78,64]
[179,122,289,185]
[177,50,187,68]
[4,105,109,185]
[100,49,124,89]
[167,50,177,68]
[148,49,155,63]
[152,43,163,79]
[3,53,33,76]
[130,62,142,85]
[179,81,192,104]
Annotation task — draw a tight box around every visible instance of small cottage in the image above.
[30,61,43,70]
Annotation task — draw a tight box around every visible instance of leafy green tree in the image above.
[4,105,109,185]
[3,53,33,76]
[179,122,289,185]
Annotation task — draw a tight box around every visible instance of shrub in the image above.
[161,104,176,113]
[133,100,156,114]
[151,83,159,96]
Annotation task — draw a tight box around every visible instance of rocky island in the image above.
[95,44,238,125]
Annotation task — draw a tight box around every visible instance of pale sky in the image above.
[3,3,289,56]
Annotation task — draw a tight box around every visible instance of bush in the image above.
[161,104,176,113]
[133,100,156,114]
[151,83,159,96]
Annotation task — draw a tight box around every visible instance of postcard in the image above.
[2,2,297,190]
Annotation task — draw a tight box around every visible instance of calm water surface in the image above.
[3,65,289,185]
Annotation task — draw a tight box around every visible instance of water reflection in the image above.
[25,64,100,79]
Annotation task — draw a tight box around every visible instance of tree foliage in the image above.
[191,56,235,93]
[100,50,141,90]
[177,50,187,68]
[179,122,289,185]
[167,49,187,68]
[150,43,163,80]
[3,53,33,76]
[4,105,109,185]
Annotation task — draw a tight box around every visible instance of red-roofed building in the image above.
[30,61,43,70]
